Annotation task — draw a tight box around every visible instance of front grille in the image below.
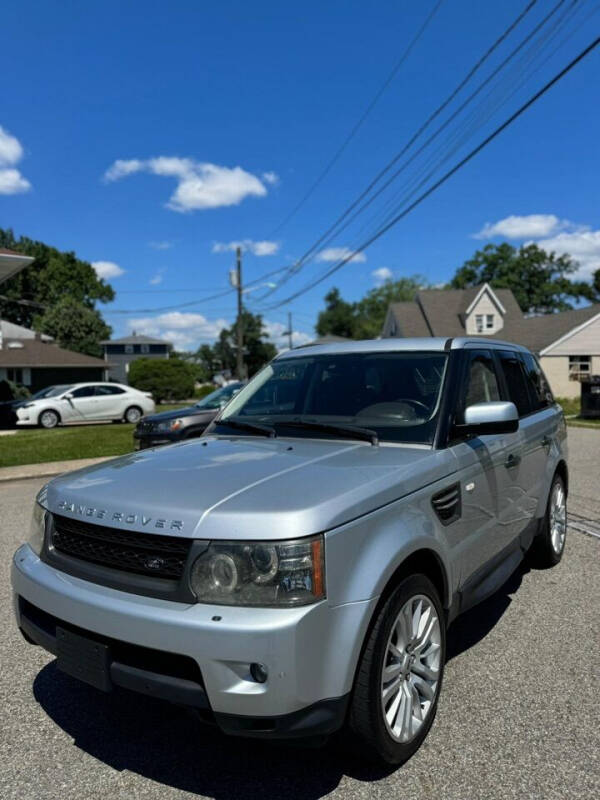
[51,514,192,579]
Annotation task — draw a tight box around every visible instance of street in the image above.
[0,427,598,800]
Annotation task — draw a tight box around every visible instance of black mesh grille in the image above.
[51,514,191,579]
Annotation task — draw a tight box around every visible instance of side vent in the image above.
[432,482,461,526]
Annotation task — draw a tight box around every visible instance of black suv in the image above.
[133,382,243,450]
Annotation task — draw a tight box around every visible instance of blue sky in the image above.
[1,0,599,350]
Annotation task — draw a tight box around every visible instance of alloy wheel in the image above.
[550,480,567,554]
[380,594,442,743]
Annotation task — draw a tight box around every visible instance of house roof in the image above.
[0,248,35,285]
[0,339,107,368]
[100,334,171,346]
[384,286,600,353]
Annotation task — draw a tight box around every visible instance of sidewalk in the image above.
[0,456,113,483]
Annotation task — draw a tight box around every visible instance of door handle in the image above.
[504,452,521,469]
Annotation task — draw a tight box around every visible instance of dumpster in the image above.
[580,375,600,419]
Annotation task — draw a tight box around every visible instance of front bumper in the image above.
[12,545,376,736]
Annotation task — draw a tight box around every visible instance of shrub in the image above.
[194,384,216,400]
[128,358,195,403]
[555,396,580,417]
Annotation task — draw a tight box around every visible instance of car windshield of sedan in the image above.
[31,384,74,399]
[216,352,448,445]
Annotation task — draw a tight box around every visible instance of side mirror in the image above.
[64,392,73,400]
[457,401,519,436]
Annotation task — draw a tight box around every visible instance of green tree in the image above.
[315,288,357,339]
[450,243,593,314]
[0,227,115,328]
[33,297,111,357]
[197,311,277,379]
[316,276,426,339]
[128,357,195,403]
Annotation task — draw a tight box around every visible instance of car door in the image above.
[447,348,509,586]
[93,384,126,419]
[65,385,97,420]
[497,351,555,534]
[493,350,541,540]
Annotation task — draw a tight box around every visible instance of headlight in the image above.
[190,535,325,607]
[28,501,47,555]
[155,419,184,433]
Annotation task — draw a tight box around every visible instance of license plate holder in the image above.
[56,627,112,692]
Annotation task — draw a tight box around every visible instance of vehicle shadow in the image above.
[446,557,529,661]
[32,560,532,796]
[33,664,394,797]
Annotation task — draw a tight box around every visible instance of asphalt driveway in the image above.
[1,427,599,799]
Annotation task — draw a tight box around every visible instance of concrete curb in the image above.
[0,456,113,484]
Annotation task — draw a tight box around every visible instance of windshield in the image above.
[217,352,447,445]
[31,385,73,399]
[195,383,241,410]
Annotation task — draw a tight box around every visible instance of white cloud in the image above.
[212,239,280,256]
[372,267,393,284]
[474,214,568,240]
[262,171,279,185]
[316,247,366,263]
[263,320,312,351]
[128,311,229,350]
[531,229,600,280]
[92,260,125,279]
[104,156,271,212]
[148,240,173,250]
[149,273,164,285]
[0,125,31,195]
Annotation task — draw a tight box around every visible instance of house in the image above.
[0,248,34,285]
[0,320,108,392]
[382,283,600,398]
[101,333,172,384]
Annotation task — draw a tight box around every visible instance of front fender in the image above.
[324,482,456,611]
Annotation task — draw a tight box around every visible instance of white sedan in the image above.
[15,383,155,429]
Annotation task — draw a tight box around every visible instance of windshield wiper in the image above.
[216,417,277,438]
[277,419,378,446]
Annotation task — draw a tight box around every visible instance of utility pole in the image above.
[286,311,293,350]
[235,246,244,380]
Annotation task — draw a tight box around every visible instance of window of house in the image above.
[485,314,494,330]
[7,368,23,384]
[475,314,484,333]
[140,344,150,354]
[124,344,134,354]
[498,351,532,416]
[569,355,591,379]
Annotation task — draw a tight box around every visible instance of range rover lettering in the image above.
[12,338,567,764]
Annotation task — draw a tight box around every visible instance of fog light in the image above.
[250,662,268,683]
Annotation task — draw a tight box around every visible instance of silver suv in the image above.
[12,338,567,764]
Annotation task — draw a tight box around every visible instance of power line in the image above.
[268,0,446,236]
[256,0,543,300]
[259,35,600,310]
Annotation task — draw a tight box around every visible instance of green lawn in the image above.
[0,404,189,469]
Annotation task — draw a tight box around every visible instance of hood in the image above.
[141,405,214,424]
[46,435,456,540]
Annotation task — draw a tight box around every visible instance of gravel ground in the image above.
[1,429,599,800]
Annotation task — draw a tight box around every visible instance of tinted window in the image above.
[219,352,448,445]
[521,353,553,410]
[461,351,500,418]
[70,386,95,398]
[498,351,532,416]
[95,385,125,395]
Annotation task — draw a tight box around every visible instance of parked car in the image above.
[133,382,243,450]
[14,382,155,428]
[12,338,567,765]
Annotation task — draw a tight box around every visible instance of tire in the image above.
[349,574,446,765]
[530,474,567,568]
[124,406,142,424]
[38,409,59,429]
